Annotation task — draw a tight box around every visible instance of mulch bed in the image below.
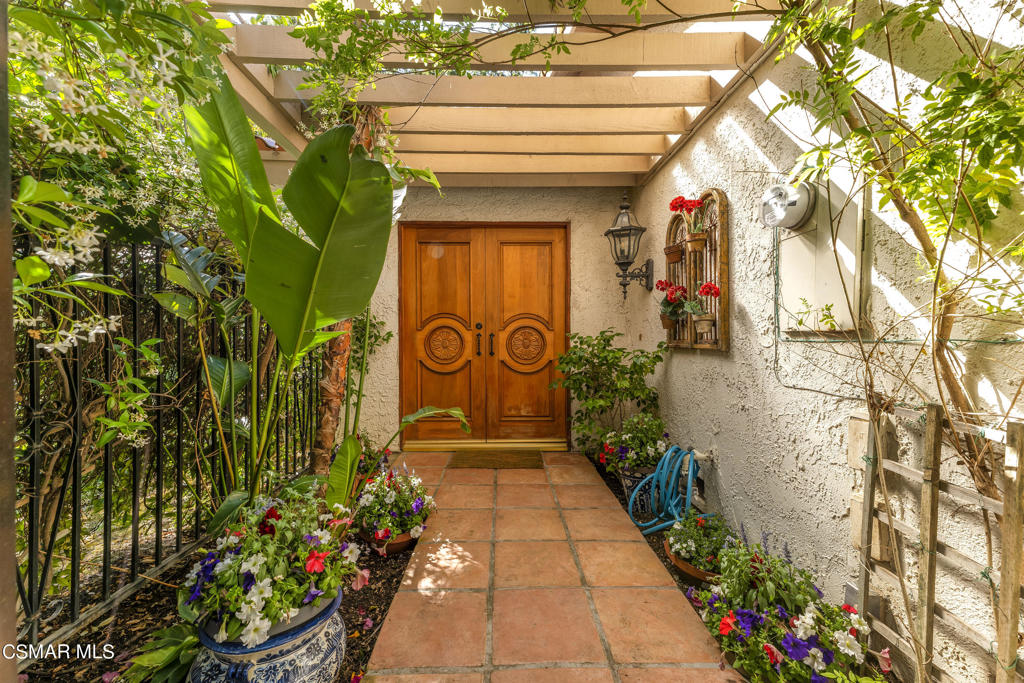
[21,540,413,683]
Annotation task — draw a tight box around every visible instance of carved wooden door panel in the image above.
[400,223,567,443]
[484,227,568,440]
[399,226,487,441]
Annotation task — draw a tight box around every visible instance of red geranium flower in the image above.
[697,282,720,298]
[719,610,737,636]
[841,603,858,614]
[305,549,330,573]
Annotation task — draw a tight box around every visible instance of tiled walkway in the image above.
[364,452,741,683]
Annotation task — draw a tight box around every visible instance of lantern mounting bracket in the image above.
[616,258,654,299]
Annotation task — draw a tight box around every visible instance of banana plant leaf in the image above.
[245,126,393,364]
[182,74,278,263]
[204,355,251,408]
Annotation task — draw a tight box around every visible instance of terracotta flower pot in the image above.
[358,529,417,555]
[660,313,677,330]
[664,538,719,582]
[693,314,715,335]
[684,231,708,252]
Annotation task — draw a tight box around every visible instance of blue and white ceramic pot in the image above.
[189,593,344,683]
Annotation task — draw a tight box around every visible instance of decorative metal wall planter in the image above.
[664,188,729,352]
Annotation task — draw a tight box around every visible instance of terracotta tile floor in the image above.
[365,453,740,683]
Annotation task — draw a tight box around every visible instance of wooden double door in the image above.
[399,223,568,444]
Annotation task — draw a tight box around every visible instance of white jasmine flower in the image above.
[239,616,271,648]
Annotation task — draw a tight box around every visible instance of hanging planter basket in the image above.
[663,538,720,582]
[684,231,708,252]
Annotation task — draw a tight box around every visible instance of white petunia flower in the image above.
[212,554,236,575]
[239,616,272,648]
[409,524,425,539]
[793,613,816,640]
[240,553,265,576]
[849,612,870,635]
[342,544,361,564]
[251,577,273,603]
[358,494,373,508]
[213,620,228,643]
[216,535,238,551]
[834,630,864,663]
[235,600,263,624]
[803,647,827,672]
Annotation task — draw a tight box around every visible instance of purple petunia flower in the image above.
[340,542,349,552]
[811,674,828,683]
[242,571,255,593]
[303,583,324,605]
[412,497,424,514]
[618,445,628,455]
[187,579,203,604]
[304,534,322,546]
[781,633,810,661]
[775,604,788,620]
[813,584,824,598]
[734,609,764,637]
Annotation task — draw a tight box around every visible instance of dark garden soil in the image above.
[21,540,412,683]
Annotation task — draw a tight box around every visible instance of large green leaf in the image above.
[182,74,277,263]
[246,126,393,364]
[325,434,361,509]
[207,489,248,535]
[15,256,51,285]
[204,355,251,407]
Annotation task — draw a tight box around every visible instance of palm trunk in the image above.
[310,320,352,476]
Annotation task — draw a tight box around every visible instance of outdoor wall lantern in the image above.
[604,193,654,299]
[760,181,816,229]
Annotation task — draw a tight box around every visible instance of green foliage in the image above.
[352,471,436,543]
[665,510,738,574]
[597,412,668,473]
[122,623,198,683]
[551,329,665,454]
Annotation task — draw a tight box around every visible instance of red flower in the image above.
[763,643,782,666]
[841,603,858,614]
[258,506,281,536]
[374,529,392,541]
[697,517,706,527]
[305,549,330,573]
[849,627,858,637]
[876,647,892,673]
[719,610,737,636]
[599,453,607,464]
[697,282,720,298]
[669,196,687,212]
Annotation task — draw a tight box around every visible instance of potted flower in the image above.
[693,281,721,335]
[656,279,688,328]
[670,195,706,250]
[664,509,737,581]
[182,485,365,682]
[598,412,668,509]
[354,468,436,555]
[685,543,891,681]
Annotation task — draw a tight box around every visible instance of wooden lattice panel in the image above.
[663,188,729,352]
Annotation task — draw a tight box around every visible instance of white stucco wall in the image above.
[358,186,633,445]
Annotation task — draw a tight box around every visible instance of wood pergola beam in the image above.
[394,133,670,155]
[396,153,652,173]
[220,54,307,156]
[230,24,750,70]
[387,106,689,134]
[209,0,779,22]
[428,172,638,187]
[275,72,712,108]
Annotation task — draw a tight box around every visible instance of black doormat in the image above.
[448,450,544,469]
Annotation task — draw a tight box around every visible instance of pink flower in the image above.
[351,568,370,590]
[876,647,892,673]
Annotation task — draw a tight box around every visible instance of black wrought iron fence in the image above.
[14,238,319,648]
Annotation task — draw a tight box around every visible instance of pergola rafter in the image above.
[222,3,775,187]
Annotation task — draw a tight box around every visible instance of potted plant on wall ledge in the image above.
[669,195,706,251]
[656,279,688,329]
[692,281,721,335]
[656,280,720,335]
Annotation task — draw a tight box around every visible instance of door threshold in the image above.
[402,439,568,452]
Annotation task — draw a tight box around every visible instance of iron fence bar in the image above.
[26,284,40,644]
[154,243,164,566]
[175,315,183,552]
[102,242,112,601]
[70,299,82,621]
[130,243,140,581]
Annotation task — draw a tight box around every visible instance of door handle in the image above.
[476,333,482,356]
[489,333,495,356]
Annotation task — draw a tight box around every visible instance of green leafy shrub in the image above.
[551,329,665,454]
[597,412,669,473]
[665,510,737,574]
